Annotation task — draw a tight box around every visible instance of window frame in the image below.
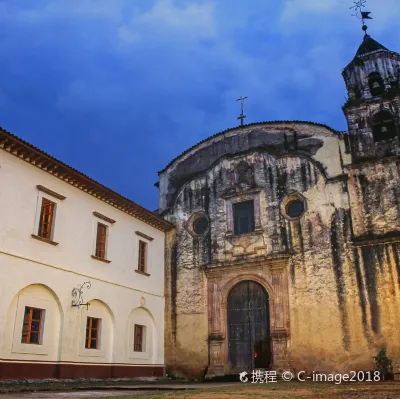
[33,187,65,245]
[85,317,101,350]
[138,240,148,273]
[225,193,262,236]
[21,306,44,345]
[232,200,256,236]
[38,198,56,240]
[134,324,145,352]
[95,222,108,260]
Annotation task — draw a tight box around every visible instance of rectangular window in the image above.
[95,223,107,259]
[138,240,147,272]
[134,324,145,352]
[38,198,55,239]
[21,307,44,344]
[233,200,255,235]
[85,317,100,349]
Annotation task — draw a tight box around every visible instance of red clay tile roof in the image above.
[0,127,173,232]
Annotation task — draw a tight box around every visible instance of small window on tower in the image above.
[233,200,255,235]
[368,72,385,96]
[372,111,397,142]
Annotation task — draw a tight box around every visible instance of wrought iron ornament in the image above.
[71,281,91,310]
[350,0,372,33]
[236,96,247,126]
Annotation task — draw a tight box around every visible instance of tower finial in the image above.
[350,0,372,35]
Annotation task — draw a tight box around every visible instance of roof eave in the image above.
[158,120,341,175]
[0,127,174,232]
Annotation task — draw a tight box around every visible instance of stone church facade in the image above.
[158,31,400,379]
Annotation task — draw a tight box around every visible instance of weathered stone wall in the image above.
[161,123,400,379]
[347,159,400,238]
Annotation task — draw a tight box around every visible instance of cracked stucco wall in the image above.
[161,123,400,379]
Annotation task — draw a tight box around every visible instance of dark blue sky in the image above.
[1,0,398,210]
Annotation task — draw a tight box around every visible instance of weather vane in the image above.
[236,96,247,126]
[350,0,372,34]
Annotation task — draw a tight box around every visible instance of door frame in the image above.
[227,280,271,371]
[205,259,290,378]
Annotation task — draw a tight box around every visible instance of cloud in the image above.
[0,0,397,208]
[134,0,216,39]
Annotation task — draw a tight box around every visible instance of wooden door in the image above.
[227,281,271,370]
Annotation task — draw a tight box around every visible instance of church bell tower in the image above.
[342,22,400,160]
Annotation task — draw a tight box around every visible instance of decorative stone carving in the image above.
[140,297,146,307]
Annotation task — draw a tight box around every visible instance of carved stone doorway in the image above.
[227,280,271,371]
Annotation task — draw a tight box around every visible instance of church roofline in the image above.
[0,126,173,232]
[343,48,400,72]
[343,34,400,72]
[158,120,342,174]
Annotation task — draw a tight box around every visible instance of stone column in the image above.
[206,281,227,378]
[270,263,290,370]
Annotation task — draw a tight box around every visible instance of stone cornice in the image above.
[93,211,116,224]
[345,155,400,169]
[352,232,400,247]
[36,185,66,200]
[202,255,289,278]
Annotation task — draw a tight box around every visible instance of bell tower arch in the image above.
[342,29,400,160]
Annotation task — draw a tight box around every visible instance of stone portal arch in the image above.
[205,260,290,378]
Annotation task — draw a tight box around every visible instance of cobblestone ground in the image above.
[2,381,400,399]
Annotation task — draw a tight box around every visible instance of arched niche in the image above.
[371,110,397,142]
[126,307,156,363]
[78,299,115,362]
[6,284,63,360]
[368,72,385,96]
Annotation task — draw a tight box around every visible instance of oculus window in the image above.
[193,217,209,235]
[286,200,305,218]
[281,192,307,221]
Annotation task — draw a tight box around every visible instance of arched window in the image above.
[368,72,385,96]
[372,111,397,142]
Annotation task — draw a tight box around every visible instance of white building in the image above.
[0,127,172,379]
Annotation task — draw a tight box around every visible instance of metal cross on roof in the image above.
[236,96,247,126]
[350,0,372,33]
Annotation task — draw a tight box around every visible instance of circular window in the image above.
[193,217,209,235]
[286,200,305,218]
